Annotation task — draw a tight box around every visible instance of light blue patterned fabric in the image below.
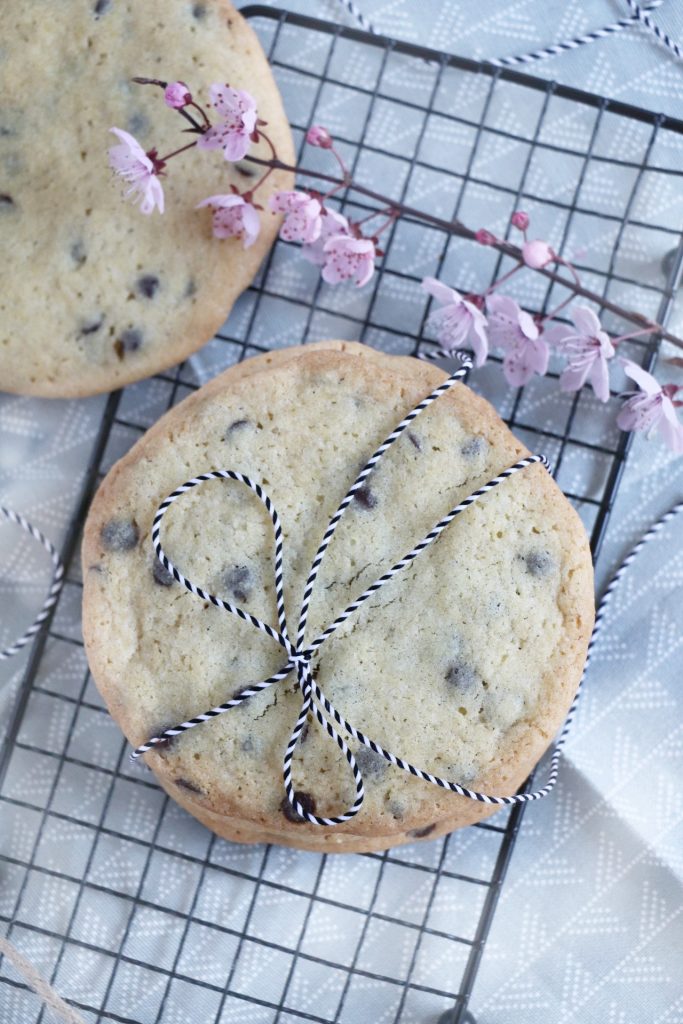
[1,3,683,1021]
[301,4,683,1020]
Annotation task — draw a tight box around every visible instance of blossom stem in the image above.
[240,153,683,351]
[329,144,350,181]
[251,165,275,193]
[355,206,394,227]
[249,129,278,195]
[258,129,277,163]
[322,180,351,203]
[540,257,583,323]
[132,76,167,88]
[175,108,206,134]
[156,140,198,163]
[355,207,398,238]
[317,144,353,203]
[372,211,400,238]
[484,264,523,296]
[187,101,211,130]
[612,326,661,345]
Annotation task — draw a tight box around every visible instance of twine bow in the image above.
[133,354,560,825]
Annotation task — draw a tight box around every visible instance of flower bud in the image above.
[522,239,553,269]
[511,211,529,231]
[306,124,333,149]
[164,81,192,109]
[475,228,496,246]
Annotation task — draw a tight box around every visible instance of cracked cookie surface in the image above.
[82,342,594,852]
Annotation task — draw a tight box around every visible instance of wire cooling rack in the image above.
[2,8,683,1024]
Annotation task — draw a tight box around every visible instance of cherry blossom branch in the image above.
[243,153,683,352]
[107,78,683,453]
[115,77,681,349]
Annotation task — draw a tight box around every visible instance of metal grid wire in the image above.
[2,8,683,1024]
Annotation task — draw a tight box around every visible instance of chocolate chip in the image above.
[225,565,251,603]
[70,241,87,265]
[192,2,206,17]
[235,162,256,178]
[388,801,405,821]
[0,194,14,207]
[127,112,149,137]
[407,431,422,451]
[281,790,316,823]
[524,550,555,577]
[355,746,387,780]
[121,328,142,350]
[175,777,202,794]
[93,0,110,15]
[152,559,175,587]
[100,518,139,552]
[80,315,104,336]
[137,274,159,298]
[114,329,142,360]
[445,660,478,690]
[407,823,436,839]
[461,436,486,459]
[354,484,377,510]
[225,418,251,437]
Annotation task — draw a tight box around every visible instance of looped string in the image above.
[334,0,681,66]
[132,354,559,825]
[0,506,64,661]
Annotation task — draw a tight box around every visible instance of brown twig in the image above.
[245,154,683,352]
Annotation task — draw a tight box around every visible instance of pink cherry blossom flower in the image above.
[422,278,489,367]
[486,293,548,387]
[322,235,376,287]
[306,125,332,149]
[196,194,260,248]
[268,190,323,244]
[108,128,164,215]
[301,208,351,266]
[197,84,257,162]
[616,360,683,454]
[544,306,615,402]
[164,81,191,109]
[522,239,553,269]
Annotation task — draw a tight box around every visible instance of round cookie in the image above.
[82,342,595,853]
[0,0,294,397]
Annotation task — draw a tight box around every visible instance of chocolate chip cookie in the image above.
[82,342,594,852]
[0,0,293,396]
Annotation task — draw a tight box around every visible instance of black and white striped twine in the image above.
[0,506,64,661]
[334,0,682,66]
[131,350,682,826]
